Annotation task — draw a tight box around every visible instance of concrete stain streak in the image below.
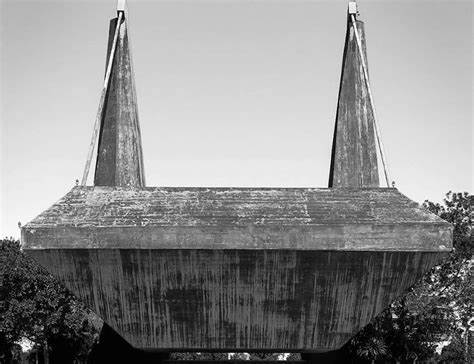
[29,249,445,351]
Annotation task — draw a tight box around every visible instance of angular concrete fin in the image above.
[328,16,379,188]
[94,16,145,187]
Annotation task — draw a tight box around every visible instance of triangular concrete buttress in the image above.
[94,16,145,187]
[329,16,379,188]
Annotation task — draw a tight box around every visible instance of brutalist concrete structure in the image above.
[22,2,452,355]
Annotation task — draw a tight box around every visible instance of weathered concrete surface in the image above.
[29,249,444,351]
[94,17,145,187]
[22,187,451,251]
[22,187,452,351]
[329,19,379,188]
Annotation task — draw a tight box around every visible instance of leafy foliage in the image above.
[347,192,473,363]
[0,238,100,363]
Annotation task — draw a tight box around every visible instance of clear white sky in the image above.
[1,0,472,239]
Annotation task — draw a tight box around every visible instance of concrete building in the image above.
[22,1,452,362]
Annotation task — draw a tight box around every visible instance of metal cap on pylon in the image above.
[348,1,358,16]
[117,0,126,14]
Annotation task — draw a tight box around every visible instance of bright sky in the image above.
[1,0,472,239]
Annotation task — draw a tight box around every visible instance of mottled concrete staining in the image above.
[94,17,145,187]
[22,187,452,351]
[329,19,379,188]
[31,249,444,351]
[22,187,451,252]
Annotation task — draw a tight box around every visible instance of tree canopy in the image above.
[0,238,101,363]
[347,192,473,363]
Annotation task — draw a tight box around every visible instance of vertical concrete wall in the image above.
[30,248,445,351]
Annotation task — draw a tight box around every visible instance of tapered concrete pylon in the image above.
[94,15,145,187]
[329,14,379,187]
